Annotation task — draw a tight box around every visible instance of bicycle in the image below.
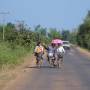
[36,53,43,68]
[55,52,64,68]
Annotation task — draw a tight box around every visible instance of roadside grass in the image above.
[0,42,35,90]
[0,42,34,70]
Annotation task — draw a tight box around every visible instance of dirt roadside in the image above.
[0,54,36,90]
[75,46,90,58]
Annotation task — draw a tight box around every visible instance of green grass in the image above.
[0,42,32,69]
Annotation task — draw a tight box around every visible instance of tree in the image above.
[77,11,90,49]
[48,28,61,39]
[34,25,48,43]
[62,30,70,41]
[0,25,3,40]
[70,31,77,44]
[4,23,18,42]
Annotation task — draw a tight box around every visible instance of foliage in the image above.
[61,30,71,41]
[69,30,77,44]
[0,42,27,68]
[48,28,61,39]
[77,11,90,50]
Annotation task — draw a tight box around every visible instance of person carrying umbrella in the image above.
[51,39,65,67]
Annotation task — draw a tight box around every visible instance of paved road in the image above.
[4,47,90,90]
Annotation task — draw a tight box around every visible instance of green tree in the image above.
[0,25,3,40]
[62,30,70,41]
[34,25,49,43]
[70,31,77,44]
[48,28,61,40]
[77,11,90,49]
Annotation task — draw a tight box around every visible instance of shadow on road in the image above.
[24,66,61,69]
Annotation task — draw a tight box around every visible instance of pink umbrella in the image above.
[51,39,63,44]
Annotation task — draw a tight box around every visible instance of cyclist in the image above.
[34,42,44,67]
[44,43,55,66]
[54,43,65,67]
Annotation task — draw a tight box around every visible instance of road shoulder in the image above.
[74,45,90,58]
[0,54,36,90]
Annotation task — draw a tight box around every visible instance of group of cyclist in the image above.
[34,41,65,68]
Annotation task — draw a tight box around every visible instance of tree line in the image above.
[0,11,90,50]
[61,11,90,50]
[77,11,90,50]
[0,23,63,49]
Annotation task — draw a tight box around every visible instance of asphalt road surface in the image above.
[4,47,90,90]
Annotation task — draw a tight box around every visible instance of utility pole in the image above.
[0,11,9,40]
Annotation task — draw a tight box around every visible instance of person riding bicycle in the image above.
[46,43,55,63]
[34,42,44,66]
[55,43,65,63]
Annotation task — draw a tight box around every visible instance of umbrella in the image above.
[51,39,63,44]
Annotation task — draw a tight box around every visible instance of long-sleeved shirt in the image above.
[47,45,55,53]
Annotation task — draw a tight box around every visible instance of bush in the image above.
[0,42,29,68]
